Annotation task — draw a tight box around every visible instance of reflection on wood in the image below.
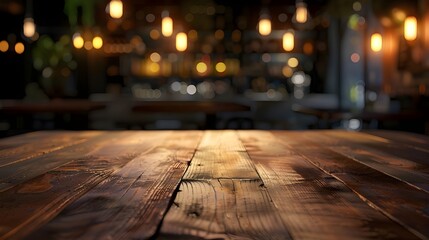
[183,151,259,180]
[239,131,419,240]
[273,131,429,239]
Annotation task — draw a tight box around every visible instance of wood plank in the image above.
[326,130,429,167]
[24,131,202,240]
[365,129,429,153]
[0,131,175,239]
[0,131,133,192]
[301,131,429,193]
[159,179,292,240]
[0,131,103,168]
[271,131,429,240]
[238,130,421,240]
[183,151,259,180]
[197,130,245,151]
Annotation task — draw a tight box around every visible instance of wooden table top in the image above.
[0,130,428,239]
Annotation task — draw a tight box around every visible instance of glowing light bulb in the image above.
[162,16,173,37]
[258,18,271,36]
[73,33,84,49]
[370,33,382,52]
[109,0,123,19]
[215,62,226,73]
[92,36,103,49]
[176,32,187,52]
[23,18,36,38]
[295,2,308,23]
[282,31,294,51]
[404,16,417,41]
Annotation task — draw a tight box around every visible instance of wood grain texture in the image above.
[160,179,292,240]
[272,131,429,239]
[326,130,429,167]
[0,131,102,168]
[301,131,429,193]
[0,131,135,192]
[0,131,175,240]
[365,129,429,153]
[24,131,202,240]
[0,130,427,240]
[197,130,245,151]
[238,130,421,240]
[183,151,259,180]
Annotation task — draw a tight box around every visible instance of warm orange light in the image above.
[258,18,271,36]
[371,33,382,52]
[23,18,36,38]
[92,36,103,49]
[109,0,123,19]
[72,33,84,49]
[196,62,208,74]
[303,42,314,55]
[282,66,293,77]
[84,41,93,50]
[295,2,308,23]
[0,40,9,52]
[215,62,226,73]
[162,16,173,37]
[150,29,160,40]
[282,31,294,51]
[15,42,25,54]
[150,52,161,62]
[287,57,299,68]
[176,32,187,52]
[148,62,160,73]
[404,16,417,41]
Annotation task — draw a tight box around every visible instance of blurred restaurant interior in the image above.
[1,0,429,136]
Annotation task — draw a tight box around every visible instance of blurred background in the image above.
[1,0,428,136]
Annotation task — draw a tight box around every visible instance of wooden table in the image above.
[0,130,428,239]
[0,99,106,114]
[132,101,251,129]
[0,99,106,131]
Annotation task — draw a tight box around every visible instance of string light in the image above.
[370,33,382,52]
[23,0,36,38]
[294,1,308,23]
[161,11,173,37]
[258,18,271,36]
[72,32,84,49]
[109,0,123,19]
[282,31,295,51]
[176,32,187,52]
[23,18,36,38]
[92,35,103,49]
[404,16,417,41]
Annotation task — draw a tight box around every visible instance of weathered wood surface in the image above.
[0,131,134,192]
[160,179,292,240]
[238,131,421,240]
[271,131,429,239]
[0,131,103,168]
[0,130,427,240]
[183,151,259,180]
[18,131,202,240]
[0,131,175,239]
